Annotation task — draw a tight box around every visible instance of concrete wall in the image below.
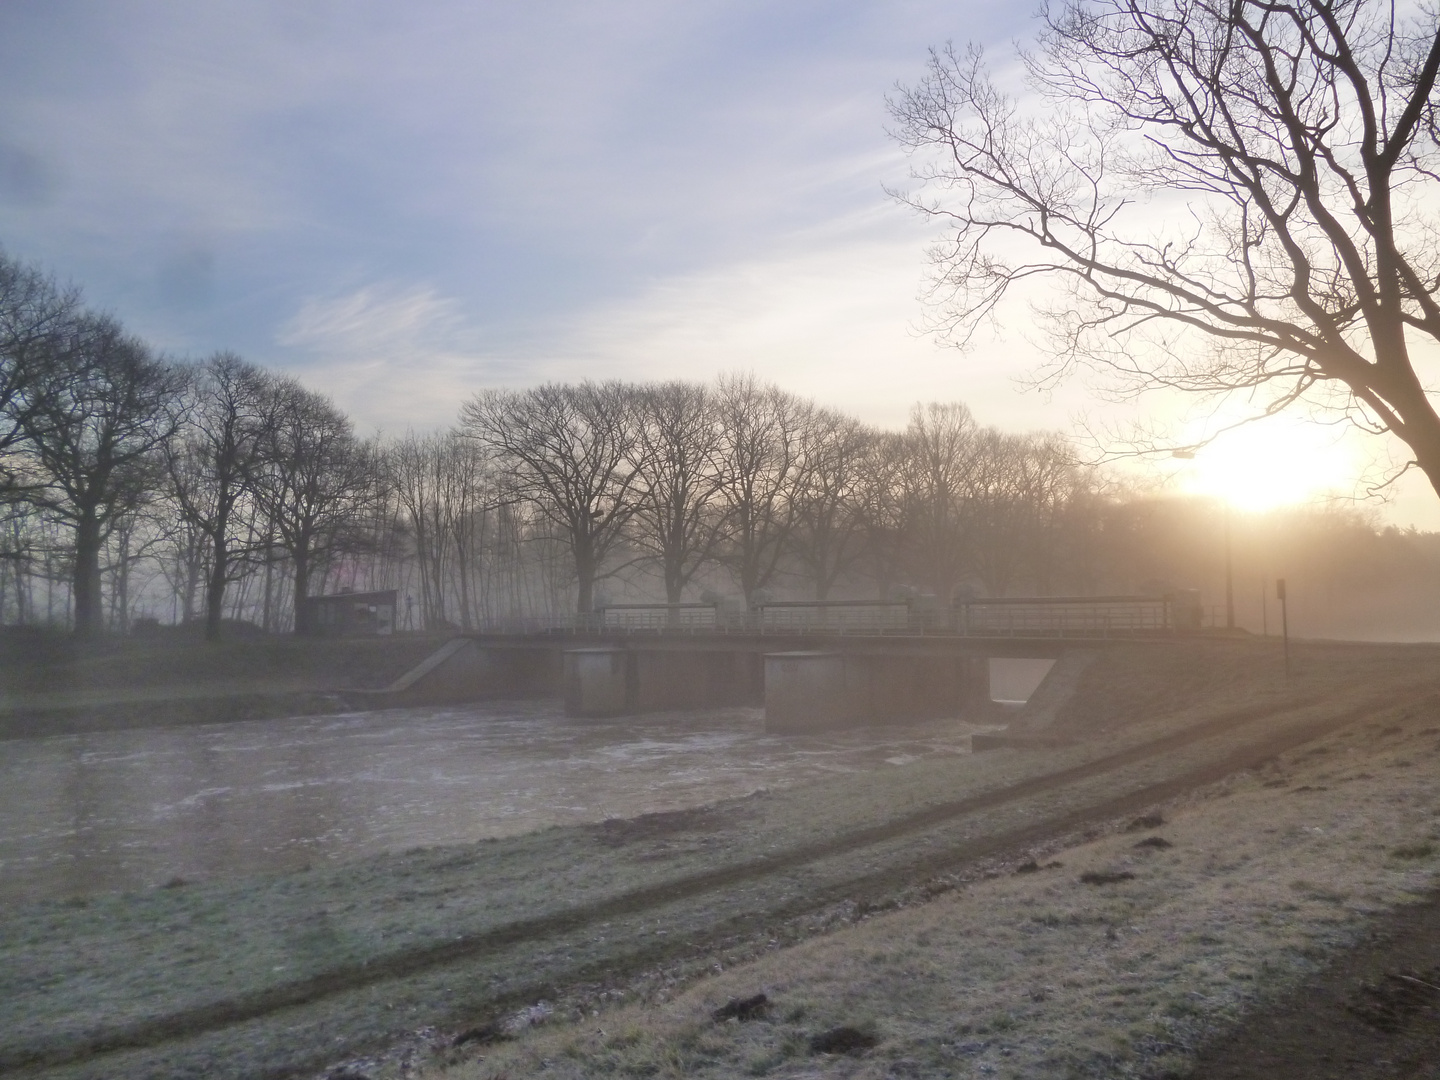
[632,649,762,711]
[385,639,556,705]
[765,651,990,732]
[565,647,764,717]
[764,653,851,732]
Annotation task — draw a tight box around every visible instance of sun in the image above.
[1173,416,1358,512]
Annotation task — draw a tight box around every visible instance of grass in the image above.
[422,702,1440,1080]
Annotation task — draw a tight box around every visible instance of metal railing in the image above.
[957,596,1178,637]
[468,594,1201,639]
[595,603,719,631]
[755,600,912,633]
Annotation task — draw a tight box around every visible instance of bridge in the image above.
[376,594,1202,733]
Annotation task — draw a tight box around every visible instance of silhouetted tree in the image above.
[790,409,875,599]
[460,382,646,614]
[252,379,374,634]
[0,253,82,504]
[897,402,981,598]
[631,381,727,606]
[713,374,812,604]
[890,1,1440,491]
[165,353,272,641]
[16,316,184,636]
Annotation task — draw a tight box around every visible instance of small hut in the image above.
[299,589,398,636]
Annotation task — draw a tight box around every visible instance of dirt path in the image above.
[1190,891,1440,1080]
[15,675,1437,1080]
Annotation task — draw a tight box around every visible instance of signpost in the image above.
[1276,578,1290,678]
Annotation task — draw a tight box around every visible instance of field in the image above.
[2,637,1439,1079]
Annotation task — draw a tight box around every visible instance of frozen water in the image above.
[0,701,977,904]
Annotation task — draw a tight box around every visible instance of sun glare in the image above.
[1173,417,1358,512]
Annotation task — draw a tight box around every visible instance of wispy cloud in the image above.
[277,283,499,433]
[280,284,468,359]
[544,212,1076,431]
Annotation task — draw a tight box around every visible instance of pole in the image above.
[1277,578,1290,678]
[1224,504,1234,630]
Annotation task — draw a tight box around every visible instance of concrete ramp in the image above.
[386,637,473,693]
[347,638,555,707]
[1013,649,1098,732]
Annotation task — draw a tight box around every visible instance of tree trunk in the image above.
[115,529,131,634]
[574,541,596,615]
[204,532,228,642]
[664,557,684,605]
[292,548,311,635]
[261,541,275,633]
[71,509,104,638]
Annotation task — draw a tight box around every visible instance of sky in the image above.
[2,0,1437,528]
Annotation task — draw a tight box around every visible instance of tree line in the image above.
[5,250,1437,639]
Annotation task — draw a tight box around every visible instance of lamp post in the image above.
[1173,450,1234,630]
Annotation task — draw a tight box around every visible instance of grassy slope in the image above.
[427,696,1440,1080]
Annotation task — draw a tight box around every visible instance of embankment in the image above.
[0,629,450,739]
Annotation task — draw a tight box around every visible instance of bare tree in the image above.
[890,1,1440,490]
[460,382,646,615]
[252,379,374,634]
[165,353,272,641]
[0,253,82,504]
[897,402,982,599]
[440,435,500,630]
[630,381,727,606]
[713,374,812,604]
[790,409,876,599]
[16,315,184,636]
[855,430,911,600]
[386,432,453,629]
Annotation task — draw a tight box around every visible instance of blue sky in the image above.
[2,0,1435,525]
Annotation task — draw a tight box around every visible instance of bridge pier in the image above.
[562,647,633,717]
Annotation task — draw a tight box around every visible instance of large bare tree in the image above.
[165,353,272,641]
[897,402,983,599]
[889,0,1440,490]
[789,409,876,600]
[713,374,813,605]
[0,253,82,504]
[460,382,646,615]
[17,316,184,636]
[630,381,727,607]
[252,378,374,634]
